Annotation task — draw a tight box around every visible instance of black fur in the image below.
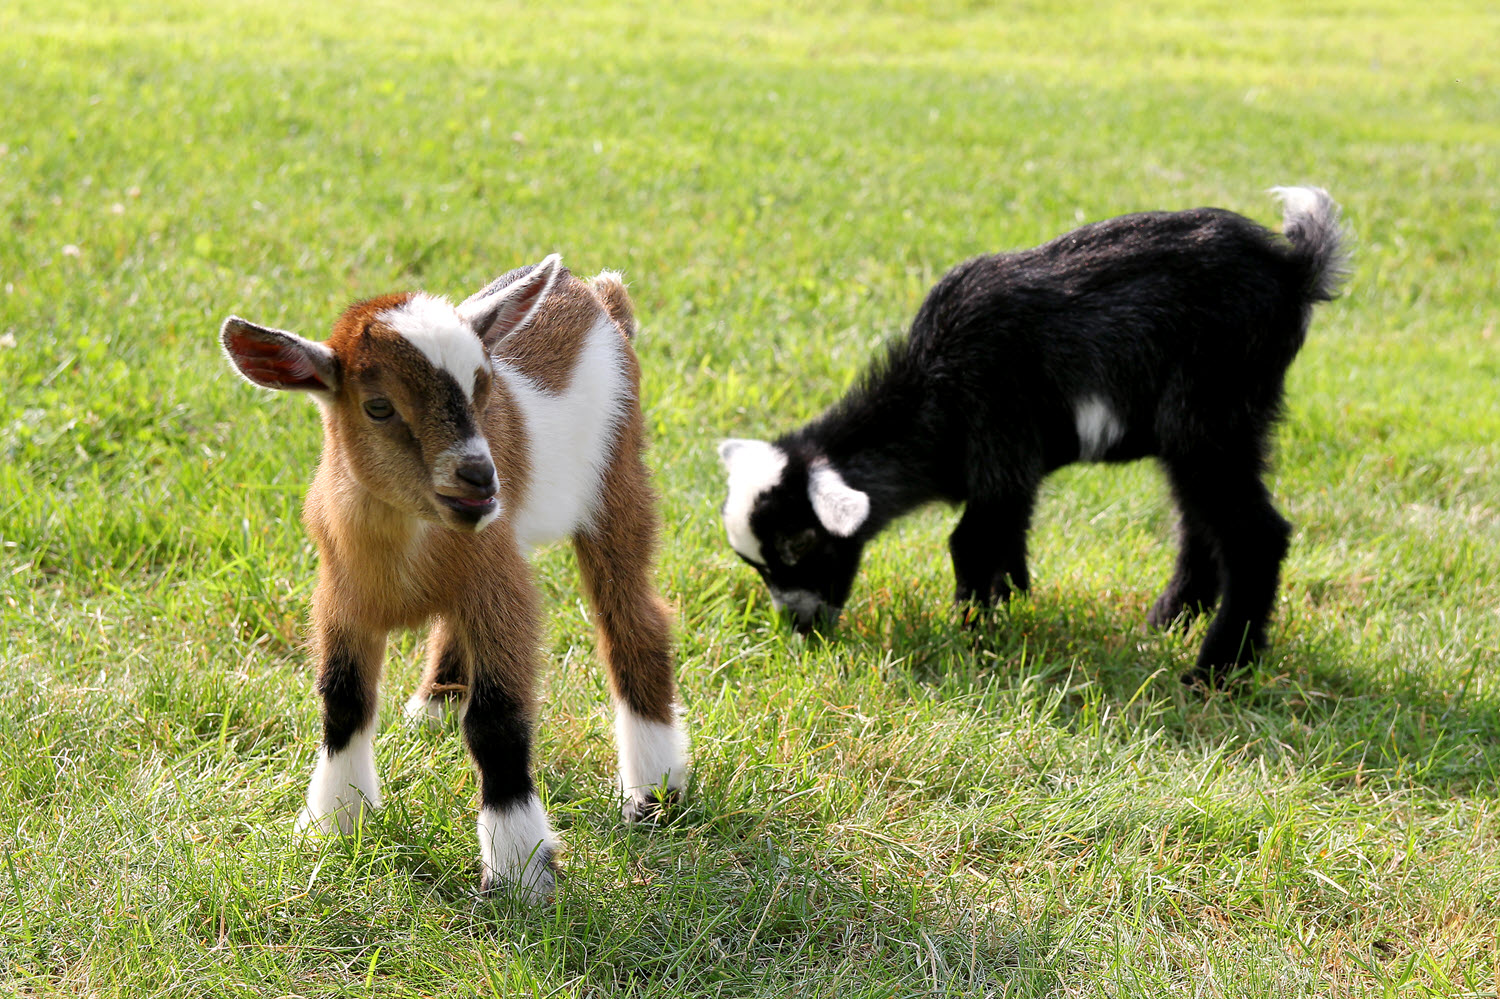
[725,189,1349,686]
[318,644,376,753]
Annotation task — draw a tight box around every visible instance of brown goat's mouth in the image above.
[436,493,497,518]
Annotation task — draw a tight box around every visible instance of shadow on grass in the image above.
[826,585,1500,801]
[285,787,1063,997]
[491,797,1062,997]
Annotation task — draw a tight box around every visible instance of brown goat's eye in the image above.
[363,398,395,421]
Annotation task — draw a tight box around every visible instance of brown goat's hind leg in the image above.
[573,467,688,824]
[404,617,469,727]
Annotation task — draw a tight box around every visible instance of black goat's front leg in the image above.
[949,495,1034,619]
[1147,513,1223,630]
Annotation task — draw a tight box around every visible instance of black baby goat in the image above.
[719,186,1349,686]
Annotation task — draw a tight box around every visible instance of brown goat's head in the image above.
[221,255,561,533]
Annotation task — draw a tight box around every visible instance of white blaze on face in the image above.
[717,439,788,565]
[378,293,488,399]
[1074,394,1124,461]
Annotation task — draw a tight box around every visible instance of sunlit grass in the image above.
[2,0,1498,995]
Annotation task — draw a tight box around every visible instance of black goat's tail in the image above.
[1271,186,1352,302]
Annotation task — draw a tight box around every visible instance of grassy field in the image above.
[2,0,1498,995]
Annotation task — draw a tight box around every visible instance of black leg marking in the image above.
[463,681,535,811]
[318,645,376,753]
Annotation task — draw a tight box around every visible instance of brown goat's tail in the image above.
[589,270,638,340]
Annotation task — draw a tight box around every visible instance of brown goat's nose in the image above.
[456,460,497,491]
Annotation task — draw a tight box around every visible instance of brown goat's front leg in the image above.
[454,564,558,899]
[298,597,386,835]
[573,462,688,824]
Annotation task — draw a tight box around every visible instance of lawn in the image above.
[2,0,1498,995]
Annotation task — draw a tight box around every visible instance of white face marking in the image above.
[477,796,558,901]
[296,720,381,835]
[497,313,630,551]
[718,439,788,565]
[378,293,487,399]
[807,460,870,538]
[614,703,689,806]
[1074,395,1124,461]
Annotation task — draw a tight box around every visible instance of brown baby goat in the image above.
[220,255,687,898]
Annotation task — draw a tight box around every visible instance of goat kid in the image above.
[720,187,1350,686]
[221,255,687,898]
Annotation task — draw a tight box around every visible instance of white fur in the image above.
[296,721,380,835]
[808,461,870,537]
[1269,185,1323,222]
[1074,395,1123,461]
[496,314,631,552]
[402,690,458,727]
[718,439,788,564]
[379,293,488,399]
[615,704,689,804]
[478,796,558,900]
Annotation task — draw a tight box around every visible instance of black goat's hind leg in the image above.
[1148,513,1223,630]
[1170,465,1290,687]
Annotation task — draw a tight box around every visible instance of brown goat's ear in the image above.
[220,316,340,394]
[459,253,562,353]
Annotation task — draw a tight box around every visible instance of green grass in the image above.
[3,0,1499,994]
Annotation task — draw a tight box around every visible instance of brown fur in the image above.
[492,271,606,393]
[222,261,682,891]
[305,275,667,704]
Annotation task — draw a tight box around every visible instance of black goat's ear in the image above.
[459,253,561,352]
[808,462,869,537]
[220,316,340,394]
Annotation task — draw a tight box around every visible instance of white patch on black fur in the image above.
[379,293,488,400]
[477,796,558,901]
[497,313,630,552]
[1074,395,1123,461]
[615,704,689,811]
[807,461,869,537]
[718,439,788,564]
[296,721,381,835]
